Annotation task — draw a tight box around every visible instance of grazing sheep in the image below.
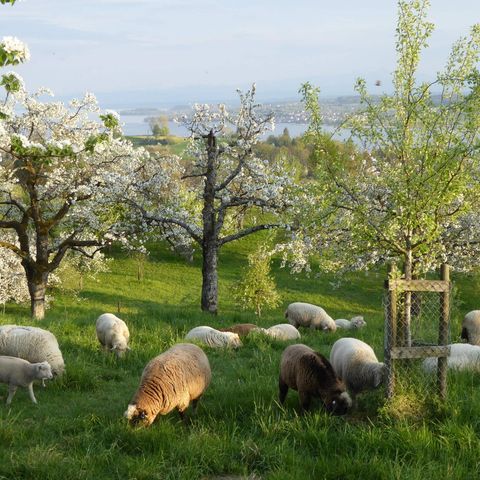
[423,343,480,372]
[461,311,480,345]
[0,325,65,377]
[285,302,337,332]
[279,344,351,414]
[0,356,53,405]
[96,313,131,357]
[124,343,211,426]
[330,338,386,398]
[264,324,301,341]
[185,326,242,348]
[335,316,367,330]
[219,323,259,337]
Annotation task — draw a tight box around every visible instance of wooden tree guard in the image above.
[384,264,451,399]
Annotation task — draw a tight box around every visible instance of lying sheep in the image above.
[461,311,480,345]
[335,316,367,330]
[279,344,351,414]
[0,325,65,377]
[264,324,301,341]
[330,338,386,398]
[219,323,259,337]
[0,356,53,405]
[285,302,336,332]
[124,343,211,426]
[96,313,131,357]
[423,344,480,372]
[185,326,242,348]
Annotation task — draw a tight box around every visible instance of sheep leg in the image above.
[178,408,191,425]
[278,377,288,404]
[298,391,311,413]
[6,385,17,405]
[27,383,37,404]
[192,397,201,414]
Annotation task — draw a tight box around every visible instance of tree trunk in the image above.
[200,130,219,314]
[27,272,48,320]
[403,250,413,347]
[201,239,218,314]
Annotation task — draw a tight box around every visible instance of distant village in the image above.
[119,97,366,127]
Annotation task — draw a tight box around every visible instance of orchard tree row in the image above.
[0,0,479,320]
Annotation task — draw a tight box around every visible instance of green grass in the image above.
[1,237,480,479]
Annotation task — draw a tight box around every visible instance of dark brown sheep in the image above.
[279,344,352,415]
[219,323,259,337]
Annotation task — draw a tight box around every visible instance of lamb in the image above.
[334,316,367,330]
[422,343,480,372]
[0,356,53,405]
[264,324,301,341]
[461,311,480,345]
[124,343,211,426]
[219,323,259,337]
[96,313,131,357]
[330,338,386,398]
[0,325,65,377]
[284,302,337,332]
[185,326,242,348]
[279,344,351,415]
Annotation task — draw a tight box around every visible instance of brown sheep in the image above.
[279,344,352,415]
[124,343,211,426]
[219,323,259,336]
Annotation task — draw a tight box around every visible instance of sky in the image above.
[0,0,479,107]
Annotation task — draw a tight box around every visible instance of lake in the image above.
[119,115,351,141]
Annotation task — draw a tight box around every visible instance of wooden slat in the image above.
[387,279,450,292]
[390,346,450,359]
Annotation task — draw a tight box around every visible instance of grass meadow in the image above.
[1,236,480,479]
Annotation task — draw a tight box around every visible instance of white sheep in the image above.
[185,326,242,348]
[329,337,386,397]
[264,324,301,341]
[124,343,211,426]
[284,302,337,332]
[461,311,480,345]
[96,313,130,357]
[334,316,367,330]
[0,325,65,377]
[0,356,53,405]
[422,343,480,372]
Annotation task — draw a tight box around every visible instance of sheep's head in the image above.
[324,390,352,416]
[225,332,242,348]
[321,322,336,332]
[35,361,53,381]
[124,404,154,427]
[111,338,131,358]
[373,363,387,388]
[351,316,367,329]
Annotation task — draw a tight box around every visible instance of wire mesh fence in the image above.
[383,265,451,400]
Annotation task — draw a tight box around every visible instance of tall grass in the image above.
[0,237,479,479]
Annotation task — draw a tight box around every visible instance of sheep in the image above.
[0,325,65,377]
[422,343,480,372]
[284,302,337,332]
[330,338,386,398]
[264,324,301,341]
[96,313,130,357]
[124,343,211,426]
[461,311,480,345]
[279,344,351,415]
[334,316,367,330]
[219,323,259,337]
[185,326,242,348]
[0,356,53,405]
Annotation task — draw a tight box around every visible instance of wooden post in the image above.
[438,264,450,400]
[385,263,397,399]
